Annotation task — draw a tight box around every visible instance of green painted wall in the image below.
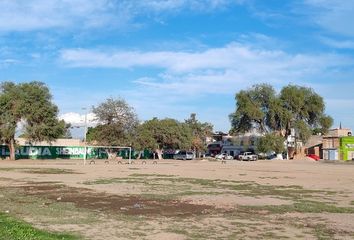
[0,146,131,160]
[0,145,174,160]
[340,137,354,161]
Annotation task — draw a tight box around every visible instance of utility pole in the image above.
[82,107,88,165]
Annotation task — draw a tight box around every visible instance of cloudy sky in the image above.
[1,0,354,136]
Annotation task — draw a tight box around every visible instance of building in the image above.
[323,128,352,161]
[340,137,354,161]
[207,129,261,157]
[301,135,323,159]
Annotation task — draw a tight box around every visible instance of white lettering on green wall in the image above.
[42,148,52,156]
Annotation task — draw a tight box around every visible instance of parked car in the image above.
[215,153,233,160]
[238,152,258,161]
[267,153,277,160]
[174,151,194,160]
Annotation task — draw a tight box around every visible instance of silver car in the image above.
[174,151,194,160]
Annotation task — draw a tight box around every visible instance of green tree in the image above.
[88,97,139,146]
[230,84,332,144]
[135,118,192,159]
[0,81,66,160]
[185,113,213,157]
[280,85,333,140]
[229,84,289,134]
[256,133,285,156]
[62,123,72,139]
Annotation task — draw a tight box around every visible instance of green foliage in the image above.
[293,120,312,143]
[86,123,134,146]
[0,212,79,240]
[256,133,285,154]
[0,81,66,160]
[230,83,332,143]
[135,118,192,150]
[230,84,279,134]
[280,85,324,125]
[88,97,139,146]
[61,123,72,139]
[318,115,333,135]
[92,97,138,129]
[185,113,213,153]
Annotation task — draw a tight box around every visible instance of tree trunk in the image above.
[155,149,163,160]
[8,139,16,161]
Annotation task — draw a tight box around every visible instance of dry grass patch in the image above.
[0,167,80,174]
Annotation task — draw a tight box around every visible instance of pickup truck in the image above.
[238,152,258,161]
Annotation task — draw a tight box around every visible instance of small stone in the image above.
[133,203,142,209]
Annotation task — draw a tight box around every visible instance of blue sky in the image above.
[1,0,354,135]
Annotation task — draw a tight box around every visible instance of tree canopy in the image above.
[0,81,66,160]
[135,118,193,152]
[87,98,212,159]
[185,113,213,155]
[230,84,333,143]
[256,133,285,155]
[87,97,139,146]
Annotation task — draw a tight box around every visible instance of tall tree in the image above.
[280,85,332,138]
[229,84,286,134]
[185,113,213,157]
[88,97,139,146]
[0,81,66,160]
[135,118,192,159]
[230,83,332,147]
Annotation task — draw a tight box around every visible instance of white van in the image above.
[174,151,194,160]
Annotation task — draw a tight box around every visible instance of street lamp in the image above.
[82,107,88,142]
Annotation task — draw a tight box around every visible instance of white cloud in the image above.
[60,42,354,94]
[57,40,354,132]
[59,112,97,126]
[0,0,119,31]
[0,58,20,67]
[0,0,242,32]
[304,0,354,37]
[127,0,241,12]
[61,43,352,72]
[319,37,354,49]
[60,41,352,132]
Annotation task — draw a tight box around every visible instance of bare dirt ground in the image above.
[0,158,354,239]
